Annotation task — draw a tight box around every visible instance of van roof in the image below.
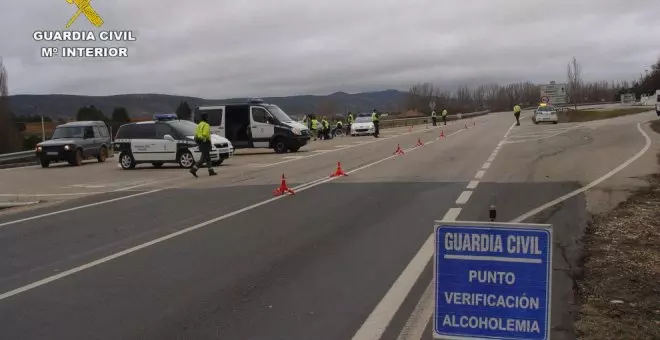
[59,121,106,127]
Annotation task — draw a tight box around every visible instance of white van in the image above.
[193,99,312,153]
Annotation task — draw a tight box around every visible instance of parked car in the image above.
[350,113,375,136]
[532,104,559,124]
[35,121,112,168]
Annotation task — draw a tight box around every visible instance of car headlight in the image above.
[292,128,303,135]
[36,146,42,152]
[64,145,70,151]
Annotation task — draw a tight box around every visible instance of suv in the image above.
[35,121,111,168]
[113,120,225,170]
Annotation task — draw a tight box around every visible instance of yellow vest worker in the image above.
[371,110,380,138]
[322,118,329,129]
[513,104,521,126]
[348,113,354,124]
[514,105,521,113]
[442,109,447,116]
[311,119,319,130]
[195,120,211,142]
[190,113,216,177]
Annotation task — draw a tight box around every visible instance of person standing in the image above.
[371,109,380,138]
[321,116,330,140]
[311,116,319,141]
[441,108,448,125]
[346,112,354,135]
[513,104,522,126]
[431,110,437,126]
[189,112,217,177]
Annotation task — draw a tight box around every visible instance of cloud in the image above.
[1,0,659,97]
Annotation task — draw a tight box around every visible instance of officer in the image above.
[311,116,319,140]
[513,104,522,126]
[189,112,217,177]
[441,108,448,125]
[431,110,437,126]
[371,109,380,138]
[321,116,330,140]
[347,112,354,135]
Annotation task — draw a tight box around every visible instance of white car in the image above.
[351,115,375,136]
[532,105,559,124]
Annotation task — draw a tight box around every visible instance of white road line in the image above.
[475,170,485,179]
[482,162,491,169]
[441,208,462,222]
[455,191,473,205]
[511,121,652,223]
[466,180,479,190]
[282,156,305,159]
[0,192,106,197]
[0,190,163,229]
[0,126,468,302]
[395,282,433,340]
[487,155,495,163]
[351,235,434,340]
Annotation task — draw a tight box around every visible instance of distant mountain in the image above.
[7,90,407,119]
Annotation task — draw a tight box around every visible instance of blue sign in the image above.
[434,222,552,340]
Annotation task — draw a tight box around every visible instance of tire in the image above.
[40,158,50,168]
[152,162,164,168]
[72,149,83,166]
[97,146,108,163]
[178,150,195,168]
[119,152,136,170]
[289,146,300,152]
[553,121,558,124]
[273,138,287,154]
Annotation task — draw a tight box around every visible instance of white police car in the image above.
[113,114,233,170]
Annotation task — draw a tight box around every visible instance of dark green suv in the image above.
[35,121,112,168]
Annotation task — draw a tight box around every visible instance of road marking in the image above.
[455,191,473,205]
[482,162,491,169]
[0,192,107,197]
[334,145,351,148]
[442,208,462,222]
[395,282,433,340]
[511,121,652,223]
[466,180,479,190]
[487,155,495,163]
[475,170,485,179]
[0,126,468,301]
[0,190,163,229]
[282,156,305,160]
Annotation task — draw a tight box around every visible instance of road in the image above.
[0,109,657,340]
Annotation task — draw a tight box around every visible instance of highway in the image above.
[0,109,658,340]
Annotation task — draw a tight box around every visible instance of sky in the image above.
[1,0,659,98]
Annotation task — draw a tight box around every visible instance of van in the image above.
[193,99,311,153]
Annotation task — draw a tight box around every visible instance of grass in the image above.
[561,108,651,123]
[575,125,660,339]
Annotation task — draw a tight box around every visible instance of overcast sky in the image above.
[1,0,659,98]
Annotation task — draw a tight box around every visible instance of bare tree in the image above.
[0,57,21,153]
[567,56,582,109]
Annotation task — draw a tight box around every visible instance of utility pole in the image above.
[41,115,45,141]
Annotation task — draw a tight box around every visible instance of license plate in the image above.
[47,152,58,156]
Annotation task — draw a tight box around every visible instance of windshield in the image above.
[355,116,372,123]
[168,120,197,136]
[51,126,85,139]
[537,106,555,112]
[263,104,293,122]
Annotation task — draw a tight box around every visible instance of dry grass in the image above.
[575,172,660,340]
[561,108,651,123]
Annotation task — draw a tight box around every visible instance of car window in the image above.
[115,124,135,139]
[135,124,157,139]
[252,107,269,124]
[51,126,85,139]
[98,125,109,137]
[204,109,223,126]
[93,127,102,137]
[84,126,94,138]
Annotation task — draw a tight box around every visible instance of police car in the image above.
[194,99,311,153]
[113,114,234,170]
[532,103,559,124]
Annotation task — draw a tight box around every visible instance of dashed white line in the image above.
[475,170,485,179]
[455,191,473,205]
[442,208,462,222]
[466,180,479,190]
[487,155,495,163]
[482,162,491,169]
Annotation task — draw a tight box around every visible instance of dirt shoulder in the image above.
[561,108,651,123]
[575,120,660,339]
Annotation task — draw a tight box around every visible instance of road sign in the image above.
[433,221,552,340]
[540,96,549,103]
[430,101,437,110]
[540,81,567,105]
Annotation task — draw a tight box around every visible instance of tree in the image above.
[0,57,21,153]
[567,56,582,109]
[111,107,131,123]
[76,105,107,122]
[175,101,192,119]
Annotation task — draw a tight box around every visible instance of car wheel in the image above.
[178,150,195,168]
[40,158,50,168]
[97,147,108,163]
[72,149,83,166]
[273,138,287,154]
[119,152,136,170]
[289,146,300,152]
[152,162,164,168]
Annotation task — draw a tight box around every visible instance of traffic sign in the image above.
[540,96,549,103]
[430,100,437,110]
[433,221,552,340]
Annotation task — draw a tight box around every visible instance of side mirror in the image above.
[163,134,175,141]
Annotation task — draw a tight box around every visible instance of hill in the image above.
[7,90,407,119]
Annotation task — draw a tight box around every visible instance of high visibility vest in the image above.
[431,111,437,117]
[195,121,211,142]
[372,112,379,122]
[311,119,319,129]
[348,114,354,123]
[322,119,329,128]
[514,105,521,113]
[442,109,447,116]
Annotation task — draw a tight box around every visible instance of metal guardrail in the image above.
[379,110,490,129]
[0,151,35,163]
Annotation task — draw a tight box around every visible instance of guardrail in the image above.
[0,151,35,164]
[378,110,490,129]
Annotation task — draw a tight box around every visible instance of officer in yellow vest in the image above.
[513,104,522,126]
[347,112,354,135]
[321,116,330,140]
[311,117,319,140]
[431,110,437,126]
[441,109,448,125]
[371,109,380,138]
[190,112,217,177]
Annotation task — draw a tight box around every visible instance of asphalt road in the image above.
[0,109,658,340]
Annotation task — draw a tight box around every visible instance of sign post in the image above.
[430,100,437,110]
[433,221,552,340]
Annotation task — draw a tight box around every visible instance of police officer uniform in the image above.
[513,104,521,126]
[190,113,217,177]
[372,109,380,138]
[431,110,437,126]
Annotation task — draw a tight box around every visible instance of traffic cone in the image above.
[330,162,348,177]
[416,138,424,146]
[439,130,445,138]
[393,144,405,155]
[273,174,295,196]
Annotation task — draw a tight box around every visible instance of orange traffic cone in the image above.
[416,138,424,146]
[330,162,348,177]
[273,174,295,196]
[439,130,445,138]
[394,144,405,155]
